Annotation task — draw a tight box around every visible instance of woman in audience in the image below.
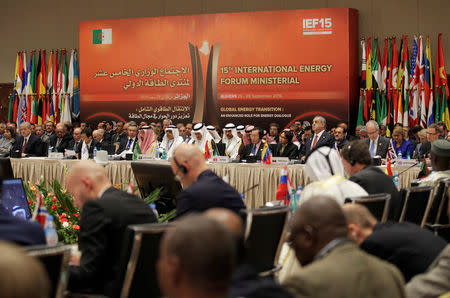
[0,127,16,157]
[392,126,414,158]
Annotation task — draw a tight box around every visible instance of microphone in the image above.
[397,161,420,176]
[241,184,259,195]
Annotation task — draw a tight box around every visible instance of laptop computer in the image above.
[0,179,32,220]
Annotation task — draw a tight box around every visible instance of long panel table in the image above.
[10,158,421,209]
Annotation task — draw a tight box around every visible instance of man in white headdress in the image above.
[159,125,184,160]
[236,125,245,139]
[206,125,222,144]
[222,123,241,159]
[191,123,215,156]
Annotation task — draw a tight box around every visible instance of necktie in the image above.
[251,145,257,155]
[22,138,28,153]
[370,140,376,157]
[126,138,133,150]
[74,142,78,152]
[312,135,319,148]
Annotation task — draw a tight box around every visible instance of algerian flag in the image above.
[93,29,112,44]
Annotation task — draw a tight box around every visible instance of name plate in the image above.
[395,159,418,167]
[209,156,230,163]
[48,152,64,159]
[136,154,155,160]
[271,157,290,165]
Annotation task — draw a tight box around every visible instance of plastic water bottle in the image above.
[406,152,411,159]
[155,148,160,159]
[290,189,297,211]
[48,146,53,156]
[398,152,403,159]
[45,215,59,245]
[93,147,97,160]
[161,148,166,160]
[295,186,303,204]
[149,203,159,218]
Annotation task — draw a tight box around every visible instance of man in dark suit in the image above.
[299,116,334,161]
[334,126,349,150]
[241,127,265,160]
[76,128,98,159]
[0,203,46,246]
[282,195,405,298]
[93,129,113,155]
[116,123,138,155]
[67,127,83,152]
[413,140,431,159]
[343,203,447,282]
[48,123,72,153]
[365,120,390,158]
[66,161,157,297]
[341,140,402,220]
[11,122,45,157]
[171,144,246,218]
[272,131,298,159]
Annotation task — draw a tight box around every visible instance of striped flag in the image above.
[276,166,294,206]
[261,141,272,164]
[425,36,434,126]
[380,38,389,126]
[435,34,450,128]
[410,37,421,127]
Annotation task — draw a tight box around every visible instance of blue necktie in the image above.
[370,140,375,157]
[126,138,133,150]
[251,145,257,155]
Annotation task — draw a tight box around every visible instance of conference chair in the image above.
[120,223,172,298]
[240,206,289,276]
[399,186,434,227]
[425,180,450,241]
[344,193,391,223]
[26,244,71,298]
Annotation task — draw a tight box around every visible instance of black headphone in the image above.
[316,147,335,175]
[173,155,187,174]
[347,144,356,166]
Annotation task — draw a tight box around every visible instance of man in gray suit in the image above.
[365,120,391,158]
[282,195,405,298]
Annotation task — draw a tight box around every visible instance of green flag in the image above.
[132,140,142,161]
[8,94,13,122]
[436,86,441,123]
[357,89,364,126]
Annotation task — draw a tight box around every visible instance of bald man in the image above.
[282,195,405,298]
[66,161,157,297]
[205,208,292,298]
[157,214,236,298]
[171,144,246,218]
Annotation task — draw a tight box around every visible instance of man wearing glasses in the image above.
[364,120,390,158]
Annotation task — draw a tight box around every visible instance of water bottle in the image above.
[149,203,159,218]
[290,189,297,211]
[295,186,303,204]
[93,147,97,160]
[398,152,403,159]
[406,152,411,159]
[161,148,166,160]
[48,146,53,156]
[45,215,59,245]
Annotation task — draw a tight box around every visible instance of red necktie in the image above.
[22,138,28,153]
[312,135,319,148]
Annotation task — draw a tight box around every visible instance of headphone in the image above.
[347,144,356,166]
[173,155,187,174]
[316,147,335,175]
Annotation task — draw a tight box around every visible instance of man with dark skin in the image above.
[282,195,405,298]
[157,214,236,298]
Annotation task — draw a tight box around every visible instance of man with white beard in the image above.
[222,123,241,159]
[159,125,184,160]
[191,123,215,157]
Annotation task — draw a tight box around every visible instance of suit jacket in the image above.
[48,133,72,153]
[361,222,447,282]
[349,166,402,221]
[282,242,405,298]
[413,140,431,159]
[67,139,82,152]
[0,214,46,246]
[68,187,157,297]
[405,244,450,298]
[365,136,391,158]
[116,137,137,155]
[176,170,246,218]
[75,140,99,159]
[95,139,113,155]
[300,131,335,158]
[11,134,45,157]
[272,142,299,159]
[241,142,265,160]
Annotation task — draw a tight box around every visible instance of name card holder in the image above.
[48,152,64,159]
[271,157,290,165]
[209,156,230,163]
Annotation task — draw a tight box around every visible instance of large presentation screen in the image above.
[79,8,358,128]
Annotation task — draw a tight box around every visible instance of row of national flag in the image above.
[8,49,80,126]
[357,34,449,136]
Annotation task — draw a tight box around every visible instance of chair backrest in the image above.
[120,223,171,298]
[426,180,450,225]
[344,193,391,223]
[240,206,289,273]
[399,186,434,227]
[26,245,71,298]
